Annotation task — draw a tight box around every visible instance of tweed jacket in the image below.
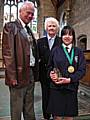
[2,19,39,88]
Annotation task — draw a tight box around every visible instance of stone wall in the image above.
[69,0,90,50]
[0,0,4,65]
[37,0,56,37]
[70,0,90,25]
[73,17,90,50]
[0,0,4,32]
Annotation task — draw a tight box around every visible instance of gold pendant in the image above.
[68,66,75,73]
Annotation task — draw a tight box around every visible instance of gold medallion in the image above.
[68,66,75,73]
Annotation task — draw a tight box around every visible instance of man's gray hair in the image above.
[45,17,59,30]
[19,1,35,10]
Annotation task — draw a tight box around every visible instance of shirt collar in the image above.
[62,43,72,49]
[62,43,73,52]
[19,18,26,28]
[47,34,56,41]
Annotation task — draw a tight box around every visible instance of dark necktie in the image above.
[66,47,69,52]
[25,25,36,51]
[25,25,31,35]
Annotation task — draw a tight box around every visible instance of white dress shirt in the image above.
[19,18,35,66]
[62,43,72,53]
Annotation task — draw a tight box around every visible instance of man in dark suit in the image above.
[2,1,38,120]
[37,17,61,120]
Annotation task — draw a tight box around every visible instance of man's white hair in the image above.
[45,17,59,31]
[19,1,34,11]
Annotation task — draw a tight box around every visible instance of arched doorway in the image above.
[59,11,67,36]
[77,34,87,51]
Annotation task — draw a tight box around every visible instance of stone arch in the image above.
[59,11,67,36]
[77,34,87,51]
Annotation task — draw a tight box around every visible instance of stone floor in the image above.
[0,70,90,120]
[0,79,43,120]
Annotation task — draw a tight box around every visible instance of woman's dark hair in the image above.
[61,25,76,45]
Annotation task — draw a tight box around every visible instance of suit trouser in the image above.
[41,81,51,119]
[9,70,35,120]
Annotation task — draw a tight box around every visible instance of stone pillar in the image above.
[0,0,4,32]
[0,0,4,67]
[37,0,56,37]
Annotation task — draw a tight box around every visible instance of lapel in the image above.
[51,36,60,50]
[15,19,29,43]
[42,37,50,50]
[46,37,50,49]
[43,36,60,51]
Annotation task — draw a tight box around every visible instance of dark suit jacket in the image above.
[37,36,61,85]
[2,19,39,88]
[48,45,86,91]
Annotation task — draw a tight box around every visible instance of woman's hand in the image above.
[55,77,71,84]
[50,71,58,82]
[50,71,71,84]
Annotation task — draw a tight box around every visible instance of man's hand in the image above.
[10,80,17,86]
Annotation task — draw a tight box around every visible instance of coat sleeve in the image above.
[2,23,17,81]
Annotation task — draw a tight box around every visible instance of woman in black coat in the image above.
[37,17,61,120]
[47,25,86,120]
